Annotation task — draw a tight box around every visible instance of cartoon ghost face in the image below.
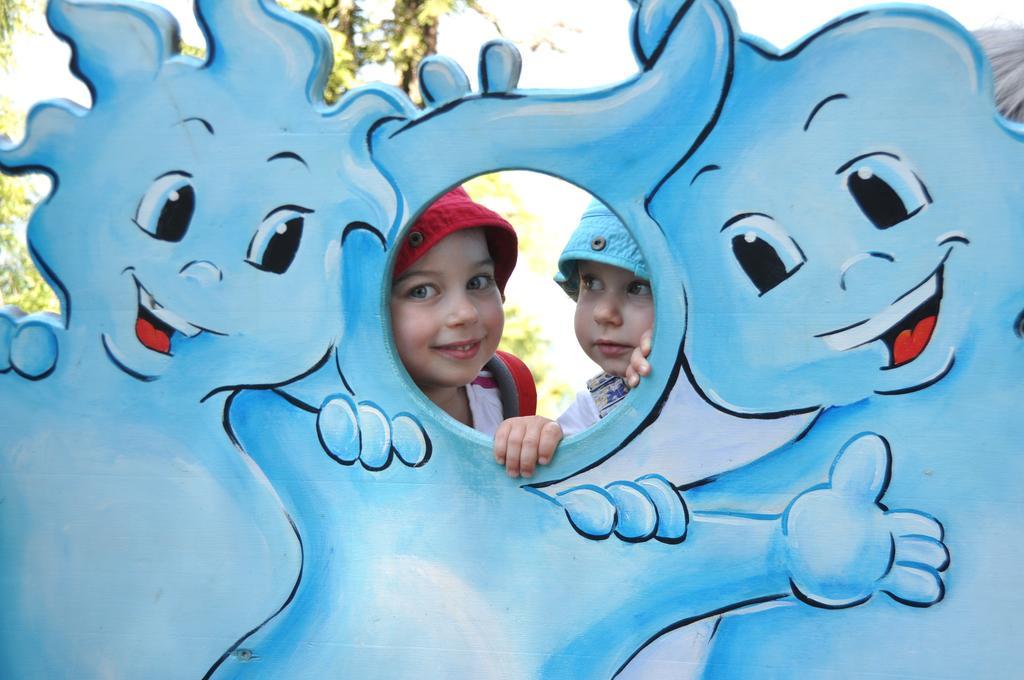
[649,16,1018,414]
[34,95,376,396]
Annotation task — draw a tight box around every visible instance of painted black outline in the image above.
[335,350,355,396]
[28,242,70,328]
[672,13,874,305]
[179,117,215,135]
[353,399,395,472]
[132,171,196,242]
[101,334,158,382]
[740,12,869,62]
[884,578,946,609]
[689,164,720,186]
[816,255,948,350]
[199,343,335,404]
[633,0,699,71]
[635,474,690,545]
[803,93,848,131]
[838,252,895,292]
[835,151,901,176]
[645,3,735,209]
[607,481,660,544]
[130,272,229,343]
[46,9,98,105]
[478,40,520,94]
[178,259,224,282]
[417,61,437,105]
[9,324,58,381]
[342,220,386,249]
[390,411,433,468]
[245,211,308,274]
[790,579,871,610]
[271,388,319,414]
[875,353,955,395]
[0,162,59,200]
[1015,309,1024,339]
[938,234,969,247]
[315,394,363,467]
[203,390,305,680]
[612,593,789,677]
[385,92,525,138]
[194,1,216,68]
[267,151,308,168]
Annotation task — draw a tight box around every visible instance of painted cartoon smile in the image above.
[817,266,943,368]
[133,276,219,355]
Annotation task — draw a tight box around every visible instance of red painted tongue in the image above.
[135,316,171,354]
[892,315,936,367]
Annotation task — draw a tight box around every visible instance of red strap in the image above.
[493,350,537,417]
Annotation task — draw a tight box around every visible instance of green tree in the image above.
[280,0,498,101]
[1,0,57,311]
[0,0,29,65]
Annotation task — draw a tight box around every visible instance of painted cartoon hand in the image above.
[555,474,688,543]
[417,39,521,110]
[316,393,431,471]
[0,307,60,380]
[783,433,949,608]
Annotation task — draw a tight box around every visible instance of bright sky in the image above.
[3,0,1023,401]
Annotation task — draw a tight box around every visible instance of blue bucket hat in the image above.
[555,200,650,299]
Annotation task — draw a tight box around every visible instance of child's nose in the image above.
[446,293,480,325]
[593,298,622,326]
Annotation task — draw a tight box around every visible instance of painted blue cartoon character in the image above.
[0,1,425,677]
[0,0,960,678]
[207,1,948,678]
[639,6,1024,678]
[374,0,1023,675]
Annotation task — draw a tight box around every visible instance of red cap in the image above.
[393,187,518,293]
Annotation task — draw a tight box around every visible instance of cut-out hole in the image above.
[388,171,654,443]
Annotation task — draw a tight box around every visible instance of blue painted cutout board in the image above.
[0,0,1021,677]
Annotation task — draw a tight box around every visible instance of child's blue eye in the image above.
[840,152,931,230]
[467,274,494,291]
[582,274,604,292]
[246,205,311,274]
[408,284,437,300]
[133,171,195,242]
[723,214,806,296]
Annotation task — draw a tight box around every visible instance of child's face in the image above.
[574,261,654,378]
[390,228,504,399]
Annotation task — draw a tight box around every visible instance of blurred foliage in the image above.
[0,0,30,67]
[1,0,58,311]
[280,0,498,102]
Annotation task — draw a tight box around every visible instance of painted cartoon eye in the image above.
[246,205,311,274]
[841,153,931,230]
[134,171,195,242]
[723,214,806,296]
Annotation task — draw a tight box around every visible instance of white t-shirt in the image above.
[465,370,505,436]
[556,389,601,436]
[557,372,629,436]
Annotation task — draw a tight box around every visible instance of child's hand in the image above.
[494,416,563,479]
[625,328,653,388]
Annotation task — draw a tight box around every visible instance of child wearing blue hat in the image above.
[493,200,653,476]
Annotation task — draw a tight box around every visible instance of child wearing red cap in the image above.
[391,187,541,452]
